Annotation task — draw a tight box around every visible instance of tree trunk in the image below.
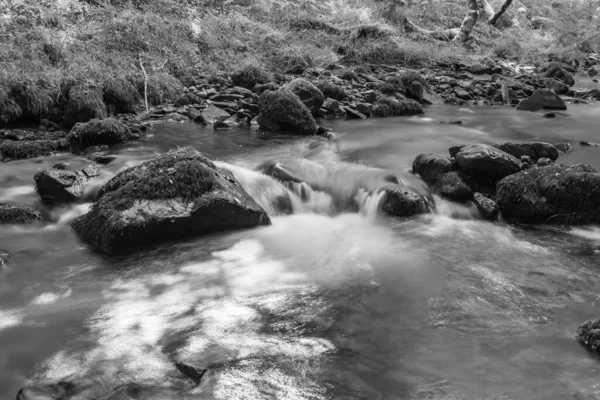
[403,17,459,41]
[453,0,478,43]
[477,0,495,22]
[489,0,513,25]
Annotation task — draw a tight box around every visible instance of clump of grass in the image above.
[372,96,423,117]
[9,80,55,119]
[144,72,183,106]
[400,70,428,101]
[43,43,65,66]
[65,84,107,126]
[103,77,139,114]
[380,76,405,95]
[275,52,311,74]
[231,64,271,89]
[355,24,393,39]
[0,86,23,124]
[491,36,524,59]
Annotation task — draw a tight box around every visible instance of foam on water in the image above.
[355,188,387,217]
[31,289,72,305]
[570,226,600,242]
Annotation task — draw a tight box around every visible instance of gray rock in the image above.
[536,157,552,166]
[495,142,559,161]
[435,171,473,202]
[257,89,318,134]
[473,192,499,220]
[323,98,340,113]
[517,89,567,112]
[455,144,522,184]
[71,147,271,253]
[0,201,42,224]
[412,154,453,184]
[356,102,373,115]
[68,118,132,152]
[34,165,101,205]
[554,142,571,153]
[283,79,324,116]
[200,104,231,124]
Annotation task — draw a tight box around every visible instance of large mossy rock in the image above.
[34,165,100,205]
[539,62,575,87]
[257,89,318,134]
[0,139,63,161]
[454,143,522,184]
[516,89,567,112]
[495,142,559,161]
[68,118,131,151]
[283,79,324,116]
[496,164,600,224]
[577,318,600,352]
[71,147,271,253]
[0,201,42,224]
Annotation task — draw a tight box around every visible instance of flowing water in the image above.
[1,94,600,399]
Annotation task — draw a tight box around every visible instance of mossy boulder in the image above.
[400,71,428,102]
[34,165,100,205]
[412,154,453,184]
[68,118,132,152]
[0,201,42,224]
[231,65,271,90]
[539,62,575,87]
[434,171,473,202]
[283,79,324,116]
[257,89,318,134]
[495,142,559,162]
[372,96,423,117]
[454,144,522,184]
[316,81,347,101]
[577,319,600,351]
[517,89,567,112]
[0,140,63,161]
[65,85,107,127]
[71,147,271,253]
[496,164,600,224]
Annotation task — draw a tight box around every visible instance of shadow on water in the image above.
[2,102,600,399]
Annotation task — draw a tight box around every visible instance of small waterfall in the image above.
[432,196,480,220]
[283,181,335,215]
[355,189,387,217]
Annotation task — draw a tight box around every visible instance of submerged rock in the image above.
[577,318,600,351]
[0,201,42,224]
[454,144,522,184]
[495,142,559,161]
[496,164,600,224]
[68,118,132,152]
[71,147,270,253]
[473,192,499,221]
[517,89,567,112]
[34,165,100,205]
[283,78,324,116]
[257,89,318,134]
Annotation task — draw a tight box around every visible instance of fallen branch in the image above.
[489,0,513,25]
[138,54,149,113]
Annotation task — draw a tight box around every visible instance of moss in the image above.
[69,117,131,150]
[43,43,65,66]
[9,81,54,119]
[284,79,324,115]
[380,76,405,95]
[103,77,139,114]
[316,82,347,101]
[289,18,340,35]
[65,84,107,127]
[400,70,428,101]
[0,201,42,224]
[0,140,61,161]
[231,65,271,89]
[372,96,423,117]
[257,89,318,134]
[144,72,183,106]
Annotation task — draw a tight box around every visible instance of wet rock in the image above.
[539,62,575,86]
[537,157,552,167]
[371,96,423,117]
[554,142,571,153]
[175,362,208,385]
[517,89,567,112]
[356,103,373,115]
[545,78,569,95]
[200,104,231,124]
[34,164,100,205]
[322,98,340,113]
[495,142,559,161]
[577,318,600,351]
[72,147,270,253]
[496,164,600,224]
[257,89,318,134]
[455,144,522,184]
[588,66,599,77]
[0,201,42,224]
[363,90,377,103]
[283,79,324,116]
[435,171,473,202]
[0,139,63,161]
[453,87,471,100]
[471,64,493,75]
[543,112,556,118]
[0,249,10,267]
[473,192,499,221]
[412,154,453,184]
[521,155,533,164]
[382,187,429,217]
[316,81,347,101]
[342,106,367,119]
[580,141,600,147]
[68,118,132,152]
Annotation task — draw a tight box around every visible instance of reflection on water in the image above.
[1,102,600,399]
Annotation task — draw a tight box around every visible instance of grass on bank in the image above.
[0,0,594,127]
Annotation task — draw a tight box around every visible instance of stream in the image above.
[1,99,600,399]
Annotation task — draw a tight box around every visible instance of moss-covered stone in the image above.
[577,318,600,352]
[68,118,132,151]
[412,154,453,184]
[0,201,42,224]
[435,171,473,202]
[71,147,270,253]
[400,70,428,101]
[0,139,63,161]
[316,82,347,101]
[539,62,575,87]
[497,164,600,224]
[283,79,324,116]
[372,96,423,117]
[231,65,271,90]
[257,89,318,134]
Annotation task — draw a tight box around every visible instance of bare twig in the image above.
[138,54,149,113]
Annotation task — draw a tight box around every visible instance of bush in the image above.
[491,36,523,60]
[0,86,23,124]
[144,73,183,106]
[380,76,405,95]
[174,92,204,107]
[103,77,139,114]
[65,84,107,127]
